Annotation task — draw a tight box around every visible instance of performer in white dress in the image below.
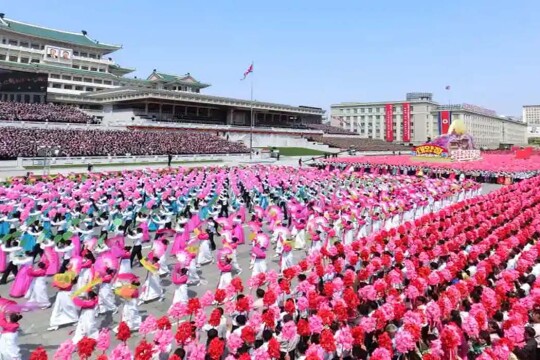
[72,290,99,343]
[196,232,213,267]
[0,313,22,360]
[138,256,164,305]
[24,262,50,308]
[48,275,79,331]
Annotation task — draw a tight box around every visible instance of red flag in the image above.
[241,63,253,80]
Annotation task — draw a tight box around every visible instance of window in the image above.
[73,51,79,56]
[75,85,84,91]
[52,83,61,89]
[90,67,97,72]
[31,58,40,63]
[410,106,414,111]
[99,68,105,72]
[19,42,29,48]
[62,75,71,80]
[81,66,89,70]
[50,74,60,79]
[20,57,29,63]
[86,87,94,91]
[80,52,88,57]
[83,78,92,83]
[89,53,96,59]
[361,108,365,113]
[64,84,73,90]
[73,76,83,82]
[104,80,112,85]
[368,108,372,113]
[8,56,17,62]
[31,43,40,50]
[72,65,79,69]
[8,39,17,46]
[94,79,103,84]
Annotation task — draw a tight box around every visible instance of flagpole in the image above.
[249,61,254,160]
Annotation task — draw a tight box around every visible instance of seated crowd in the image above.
[0,101,95,124]
[311,135,412,152]
[0,127,249,159]
[307,123,357,135]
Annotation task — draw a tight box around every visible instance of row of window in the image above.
[49,81,105,92]
[1,37,103,59]
[0,53,110,76]
[339,105,416,114]
[48,73,114,86]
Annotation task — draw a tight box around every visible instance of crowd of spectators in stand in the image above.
[307,123,357,135]
[311,135,412,152]
[0,127,249,159]
[0,101,96,124]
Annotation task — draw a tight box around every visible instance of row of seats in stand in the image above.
[0,127,249,160]
[0,101,95,124]
[311,135,412,152]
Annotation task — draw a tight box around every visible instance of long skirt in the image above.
[140,273,163,302]
[119,258,131,275]
[171,283,188,305]
[0,332,20,360]
[43,246,59,275]
[294,230,306,249]
[98,283,116,314]
[218,272,232,290]
[9,264,32,298]
[187,259,200,284]
[252,258,267,277]
[158,255,169,275]
[197,240,213,265]
[281,252,294,272]
[121,299,142,331]
[49,290,79,327]
[25,276,50,307]
[72,308,98,344]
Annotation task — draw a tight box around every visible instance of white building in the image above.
[523,105,540,137]
[331,93,527,149]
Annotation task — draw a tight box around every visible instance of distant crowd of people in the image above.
[0,102,95,124]
[0,127,249,159]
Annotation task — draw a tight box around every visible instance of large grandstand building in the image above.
[0,14,324,127]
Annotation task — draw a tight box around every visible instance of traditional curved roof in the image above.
[147,70,210,88]
[0,17,121,53]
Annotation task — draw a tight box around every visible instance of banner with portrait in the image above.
[44,45,73,64]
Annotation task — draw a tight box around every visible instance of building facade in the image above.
[331,93,527,149]
[523,105,540,137]
[0,14,324,126]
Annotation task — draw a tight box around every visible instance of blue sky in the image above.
[4,0,540,116]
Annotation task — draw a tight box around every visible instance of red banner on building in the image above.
[402,102,410,142]
[385,104,393,142]
[439,110,451,135]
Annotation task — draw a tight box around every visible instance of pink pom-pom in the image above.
[168,302,188,319]
[281,322,297,342]
[200,290,214,308]
[462,315,480,339]
[140,314,158,336]
[195,310,207,329]
[505,325,525,348]
[337,326,354,351]
[308,315,323,334]
[371,347,392,360]
[296,296,308,312]
[359,316,377,334]
[110,342,132,360]
[186,342,206,360]
[395,330,416,354]
[226,332,243,354]
[153,329,173,353]
[53,339,75,360]
[96,328,110,351]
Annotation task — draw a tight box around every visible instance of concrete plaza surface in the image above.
[0,158,502,357]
